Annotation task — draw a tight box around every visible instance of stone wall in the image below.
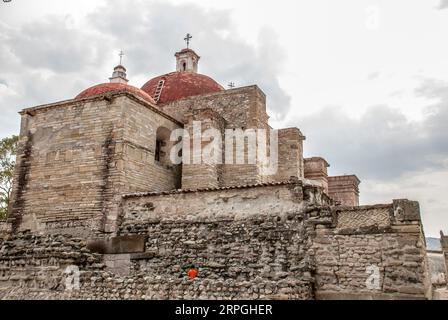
[304,157,329,193]
[0,182,430,300]
[0,221,11,239]
[0,232,104,299]
[0,232,313,300]
[441,232,448,286]
[312,200,430,299]
[117,182,429,300]
[273,128,305,182]
[181,108,226,189]
[427,251,446,288]
[0,182,318,300]
[8,93,181,236]
[8,98,124,235]
[161,86,269,130]
[163,85,278,188]
[121,96,182,194]
[328,175,360,206]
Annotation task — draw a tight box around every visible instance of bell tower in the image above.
[175,48,200,73]
[109,51,128,84]
[175,33,200,73]
[109,65,128,84]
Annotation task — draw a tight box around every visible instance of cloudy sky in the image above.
[1,0,447,236]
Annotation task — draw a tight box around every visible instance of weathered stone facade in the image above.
[0,182,430,299]
[328,175,360,206]
[441,232,448,285]
[0,47,433,300]
[304,157,329,193]
[8,93,181,235]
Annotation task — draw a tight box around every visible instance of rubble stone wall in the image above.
[441,233,448,285]
[0,221,10,240]
[312,201,431,299]
[0,183,430,300]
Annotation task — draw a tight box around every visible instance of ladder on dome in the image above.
[153,79,165,103]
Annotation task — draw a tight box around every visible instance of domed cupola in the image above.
[76,61,156,105]
[141,40,223,104]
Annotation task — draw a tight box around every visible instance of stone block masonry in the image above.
[7,93,182,236]
[328,175,360,206]
[274,128,305,183]
[161,86,269,130]
[304,157,329,193]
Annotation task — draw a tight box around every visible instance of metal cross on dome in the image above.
[119,50,125,65]
[184,33,192,48]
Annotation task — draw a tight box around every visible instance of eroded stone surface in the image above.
[0,183,431,300]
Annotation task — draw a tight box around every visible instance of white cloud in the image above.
[362,168,448,237]
[438,0,448,9]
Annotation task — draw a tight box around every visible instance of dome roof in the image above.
[141,72,224,104]
[76,83,156,104]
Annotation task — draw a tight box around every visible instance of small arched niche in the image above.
[155,126,171,166]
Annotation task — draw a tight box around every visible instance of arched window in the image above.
[155,126,171,165]
[155,139,163,162]
[182,62,187,71]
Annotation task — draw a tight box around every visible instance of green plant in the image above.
[0,135,18,220]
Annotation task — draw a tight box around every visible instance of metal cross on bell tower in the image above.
[184,33,192,49]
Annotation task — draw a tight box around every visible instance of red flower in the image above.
[187,268,198,280]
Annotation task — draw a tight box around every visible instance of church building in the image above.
[0,42,431,300]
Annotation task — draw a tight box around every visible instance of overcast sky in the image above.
[0,0,447,237]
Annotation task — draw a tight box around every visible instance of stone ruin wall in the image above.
[312,200,430,299]
[0,182,431,300]
[441,233,448,285]
[0,221,10,240]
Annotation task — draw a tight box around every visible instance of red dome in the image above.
[141,72,224,104]
[76,83,156,104]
